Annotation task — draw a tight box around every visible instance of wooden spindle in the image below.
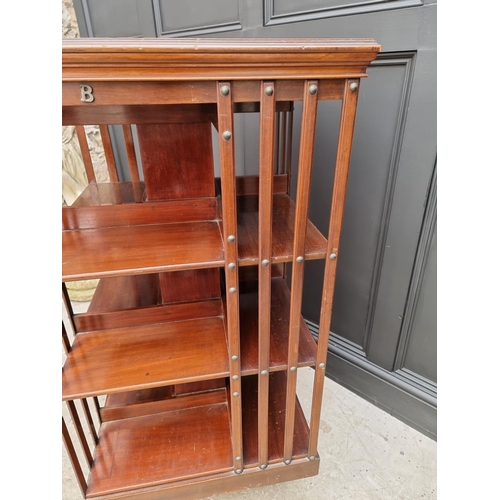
[122,124,140,183]
[62,283,77,336]
[75,125,96,184]
[286,109,294,193]
[100,125,119,182]
[81,398,98,446]
[66,400,93,468]
[257,81,276,469]
[308,79,360,459]
[62,417,87,497]
[92,397,102,425]
[217,81,243,474]
[62,321,71,355]
[283,80,319,463]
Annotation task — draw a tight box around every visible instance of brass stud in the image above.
[261,370,268,376]
[262,259,269,267]
[265,86,274,96]
[309,84,318,95]
[222,130,232,140]
[229,287,237,294]
[290,366,297,372]
[319,363,325,369]
[235,469,243,474]
[233,392,239,397]
[220,85,230,96]
[296,256,304,263]
[232,355,238,361]
[235,456,242,461]
[349,82,358,92]
[260,464,267,470]
[309,455,316,461]
[228,262,236,270]
[329,253,337,260]
[284,459,291,465]
[232,375,239,380]
[228,235,235,243]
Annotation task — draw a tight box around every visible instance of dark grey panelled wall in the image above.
[72,0,437,439]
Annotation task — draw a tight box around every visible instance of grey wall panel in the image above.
[154,0,241,36]
[82,0,156,37]
[265,0,422,25]
[403,228,436,382]
[396,166,437,383]
[300,55,415,350]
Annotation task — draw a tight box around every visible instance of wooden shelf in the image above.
[239,278,317,374]
[85,390,233,498]
[242,371,310,467]
[62,189,326,282]
[237,194,327,266]
[84,371,308,497]
[62,221,224,282]
[62,306,229,400]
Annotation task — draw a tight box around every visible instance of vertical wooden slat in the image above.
[99,125,119,182]
[283,80,319,463]
[257,81,276,469]
[217,81,243,474]
[66,400,93,467]
[81,398,99,446]
[279,112,288,175]
[308,79,360,458]
[286,109,294,193]
[62,283,77,336]
[93,397,102,425]
[75,125,96,184]
[62,417,87,497]
[122,124,141,183]
[62,321,71,355]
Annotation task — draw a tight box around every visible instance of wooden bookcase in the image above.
[62,38,380,500]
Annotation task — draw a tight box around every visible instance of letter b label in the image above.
[80,84,94,103]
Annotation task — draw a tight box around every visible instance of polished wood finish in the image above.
[85,459,319,500]
[257,81,276,468]
[217,81,243,472]
[75,125,96,184]
[64,189,217,229]
[239,279,317,375]
[159,269,221,304]
[62,38,379,499]
[81,398,99,446]
[62,321,71,355]
[137,122,215,201]
[99,125,119,182]
[63,103,218,126]
[242,371,309,467]
[62,38,381,82]
[71,181,145,206]
[284,80,319,461]
[122,124,140,183]
[86,401,233,498]
[62,316,229,400]
[87,274,160,313]
[75,299,223,333]
[101,386,226,422]
[237,194,327,265]
[62,221,224,281]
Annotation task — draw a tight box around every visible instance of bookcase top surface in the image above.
[62,37,381,82]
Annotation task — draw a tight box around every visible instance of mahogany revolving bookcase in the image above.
[62,38,381,500]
